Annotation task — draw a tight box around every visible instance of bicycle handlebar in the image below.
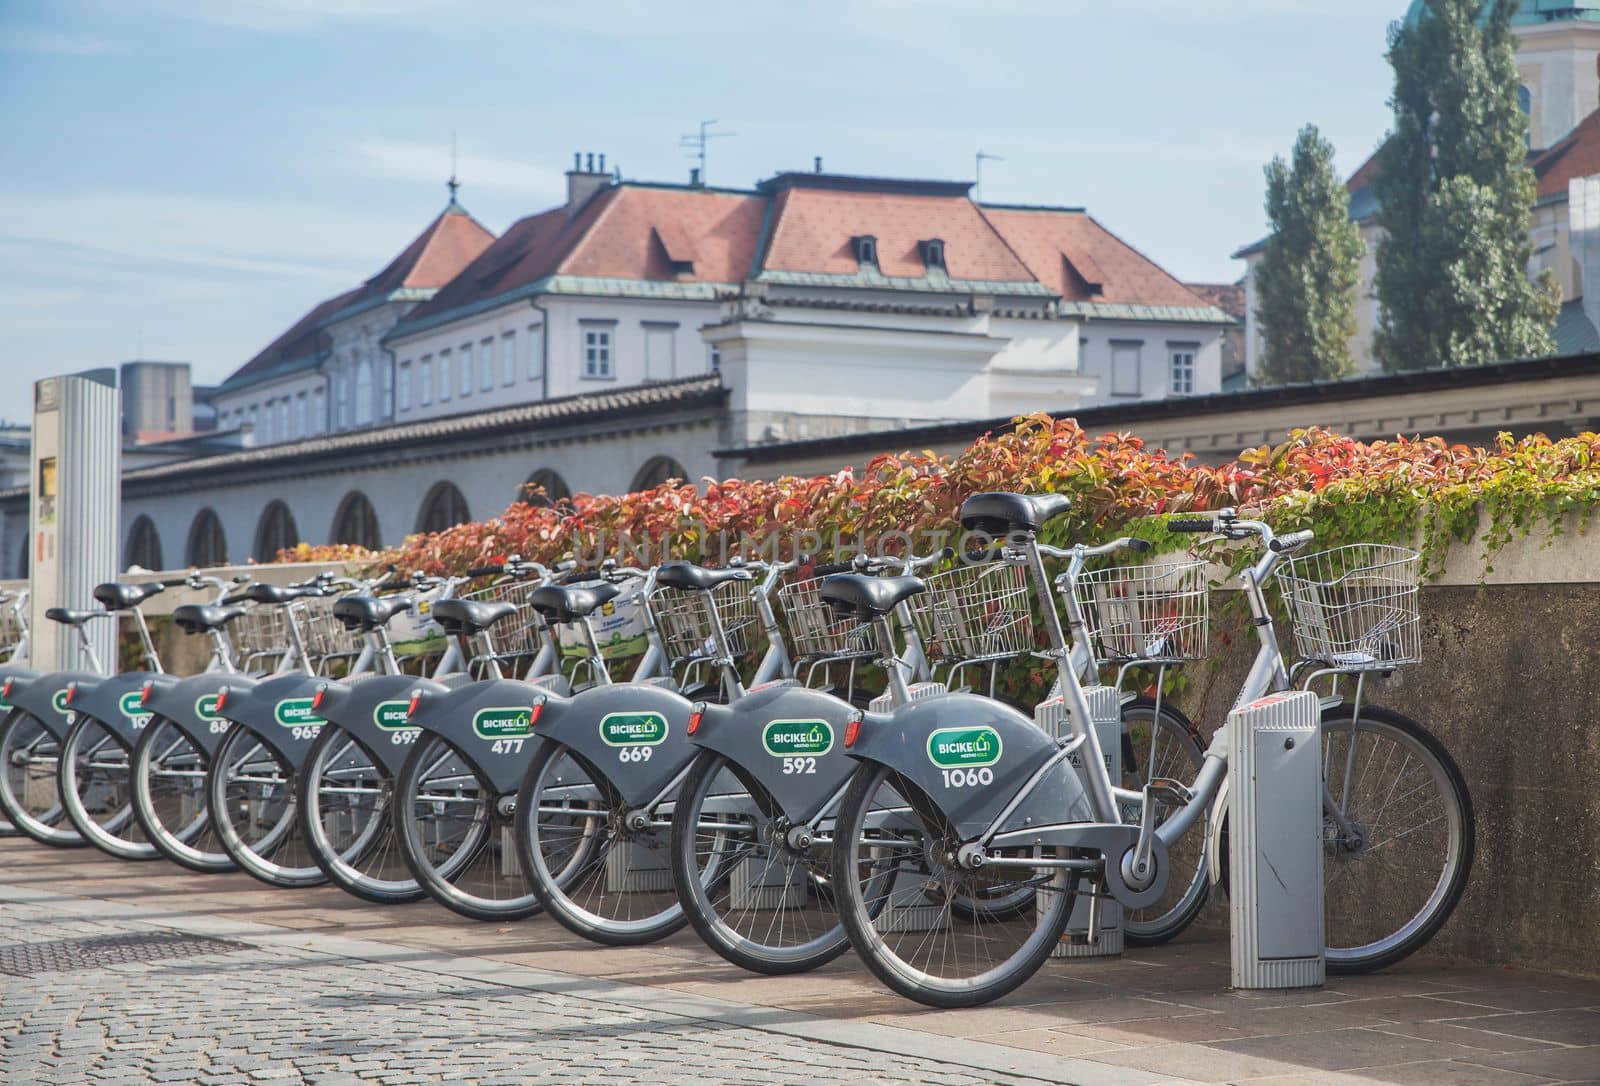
[1166,509,1314,554]
[1167,518,1214,533]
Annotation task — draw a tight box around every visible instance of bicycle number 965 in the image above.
[940,767,993,789]
[618,746,653,763]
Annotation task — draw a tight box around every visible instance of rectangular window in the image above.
[459,343,474,396]
[708,345,721,373]
[298,392,310,435]
[419,356,434,406]
[481,338,496,391]
[439,350,452,402]
[643,323,676,382]
[527,325,544,384]
[502,332,517,386]
[1110,341,1142,397]
[1169,347,1196,396]
[398,362,412,411]
[582,325,613,379]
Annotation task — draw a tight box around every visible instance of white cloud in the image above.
[349,140,566,202]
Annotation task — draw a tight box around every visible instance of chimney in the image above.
[814,156,823,173]
[566,150,613,212]
[689,167,702,188]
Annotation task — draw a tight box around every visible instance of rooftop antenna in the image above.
[975,149,1004,203]
[447,132,461,205]
[680,119,734,184]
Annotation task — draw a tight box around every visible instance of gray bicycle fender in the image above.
[3,672,101,741]
[842,691,1093,839]
[64,672,159,747]
[405,678,563,794]
[312,675,447,775]
[213,674,330,766]
[688,682,861,825]
[141,673,247,756]
[539,682,697,808]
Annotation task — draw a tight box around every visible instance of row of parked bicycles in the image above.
[0,492,1473,1008]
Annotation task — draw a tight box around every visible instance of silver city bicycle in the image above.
[830,494,1473,1007]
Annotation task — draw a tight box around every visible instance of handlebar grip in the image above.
[810,561,855,577]
[466,565,503,578]
[160,577,190,588]
[1126,538,1153,554]
[221,592,250,606]
[1167,518,1215,533]
[1270,529,1316,553]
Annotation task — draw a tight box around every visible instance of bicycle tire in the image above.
[130,717,235,873]
[1119,697,1209,947]
[57,712,159,860]
[205,723,327,888]
[1320,703,1473,974]
[393,733,541,921]
[516,737,684,946]
[299,723,425,904]
[669,749,853,975]
[832,760,1076,1009]
[0,711,84,847]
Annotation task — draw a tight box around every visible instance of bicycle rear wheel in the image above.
[394,734,540,920]
[832,762,1075,1008]
[58,713,159,860]
[1119,697,1208,946]
[0,712,83,847]
[670,750,851,974]
[1320,704,1473,973]
[516,739,682,946]
[300,724,423,904]
[130,718,234,872]
[205,724,326,888]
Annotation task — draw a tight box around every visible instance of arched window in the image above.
[631,456,687,492]
[520,469,572,508]
[331,491,382,550]
[186,508,228,567]
[1517,84,1531,115]
[416,482,471,534]
[254,500,300,562]
[124,515,163,571]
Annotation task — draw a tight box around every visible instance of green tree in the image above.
[1372,0,1558,371]
[1254,125,1364,385]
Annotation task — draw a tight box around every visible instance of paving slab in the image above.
[3,838,1598,1084]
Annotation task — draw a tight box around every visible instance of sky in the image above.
[0,0,1404,402]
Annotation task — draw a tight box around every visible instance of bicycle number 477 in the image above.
[491,738,525,754]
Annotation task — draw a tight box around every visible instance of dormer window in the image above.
[920,238,946,272]
[852,234,878,269]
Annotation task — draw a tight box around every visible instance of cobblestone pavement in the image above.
[0,898,1077,1086]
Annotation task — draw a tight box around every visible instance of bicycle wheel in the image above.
[130,718,234,873]
[516,738,682,946]
[57,713,159,860]
[670,750,850,974]
[0,712,83,847]
[205,724,326,888]
[300,724,423,904]
[394,734,540,920]
[832,761,1076,1009]
[1320,703,1473,974]
[1119,697,1208,946]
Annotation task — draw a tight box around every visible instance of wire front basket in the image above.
[229,602,291,673]
[299,594,365,666]
[1074,559,1210,663]
[460,578,546,661]
[907,561,1034,665]
[776,575,880,660]
[1277,544,1421,671]
[650,577,758,664]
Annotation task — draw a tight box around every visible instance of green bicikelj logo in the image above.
[599,711,668,746]
[195,693,223,721]
[119,690,153,726]
[51,689,70,715]
[762,719,833,758]
[927,726,1003,769]
[473,706,533,740]
[274,697,325,728]
[373,700,416,731]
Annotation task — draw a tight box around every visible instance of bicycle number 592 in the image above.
[940,767,993,788]
[781,757,816,775]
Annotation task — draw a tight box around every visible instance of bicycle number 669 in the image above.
[619,746,653,763]
[940,767,993,788]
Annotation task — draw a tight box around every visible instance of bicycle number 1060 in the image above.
[940,767,993,788]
